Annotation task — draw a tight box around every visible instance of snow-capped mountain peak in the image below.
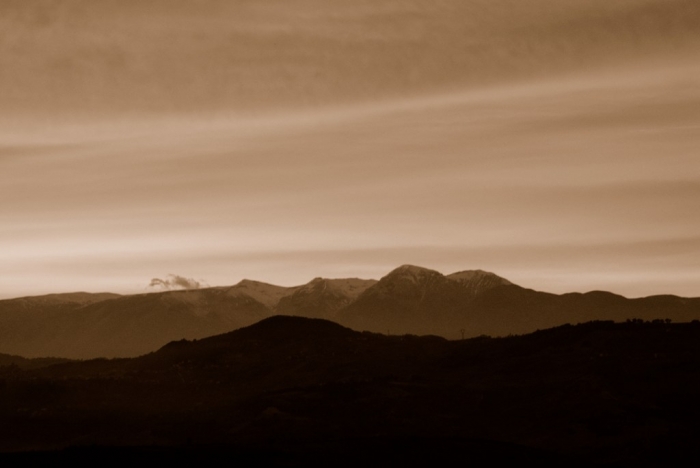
[447,270,513,295]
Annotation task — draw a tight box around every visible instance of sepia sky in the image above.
[1,0,699,299]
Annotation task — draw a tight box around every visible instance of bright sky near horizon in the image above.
[1,0,699,299]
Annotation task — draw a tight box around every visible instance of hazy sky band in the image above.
[1,1,699,299]
[2,0,699,115]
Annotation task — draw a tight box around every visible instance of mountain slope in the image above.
[276,277,377,319]
[0,276,375,359]
[222,279,299,309]
[337,265,465,335]
[447,270,512,296]
[337,266,700,338]
[0,288,273,359]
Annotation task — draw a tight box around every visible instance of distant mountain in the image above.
[1,266,699,358]
[336,265,700,338]
[10,292,122,305]
[0,292,121,314]
[221,279,299,309]
[0,277,375,359]
[276,278,377,319]
[446,269,512,296]
[337,265,466,335]
[459,286,700,338]
[337,265,527,336]
[0,288,272,359]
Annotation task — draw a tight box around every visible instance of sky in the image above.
[1,0,699,299]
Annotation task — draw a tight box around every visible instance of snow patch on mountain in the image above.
[385,265,443,284]
[225,280,299,309]
[448,269,511,283]
[447,270,513,295]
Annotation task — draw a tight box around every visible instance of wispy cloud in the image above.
[149,274,204,291]
[1,1,698,300]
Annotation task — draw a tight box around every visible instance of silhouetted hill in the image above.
[0,353,70,370]
[230,315,356,339]
[2,317,700,466]
[0,438,585,467]
[129,316,447,395]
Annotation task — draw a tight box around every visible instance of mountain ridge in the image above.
[1,265,698,359]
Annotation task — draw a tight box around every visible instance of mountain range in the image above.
[1,265,698,359]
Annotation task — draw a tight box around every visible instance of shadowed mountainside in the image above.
[0,288,270,359]
[2,316,700,466]
[1,266,699,359]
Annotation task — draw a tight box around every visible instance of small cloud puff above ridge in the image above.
[149,274,206,291]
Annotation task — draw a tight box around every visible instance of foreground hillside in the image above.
[1,266,699,359]
[1,317,700,466]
